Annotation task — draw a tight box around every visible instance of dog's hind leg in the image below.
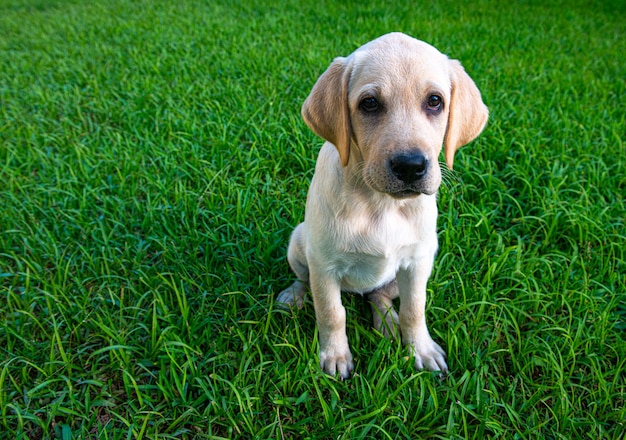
[277,280,308,308]
[277,223,309,308]
[368,280,400,339]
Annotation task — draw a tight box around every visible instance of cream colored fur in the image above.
[277,33,488,378]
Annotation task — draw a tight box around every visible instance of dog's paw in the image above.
[320,345,354,379]
[372,308,400,339]
[410,337,448,373]
[368,280,400,339]
[276,281,307,309]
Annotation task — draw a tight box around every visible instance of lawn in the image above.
[0,0,625,438]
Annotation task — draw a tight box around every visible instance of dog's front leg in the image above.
[397,264,448,373]
[310,271,353,379]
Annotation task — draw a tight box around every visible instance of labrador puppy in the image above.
[277,32,488,378]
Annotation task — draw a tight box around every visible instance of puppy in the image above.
[277,32,488,378]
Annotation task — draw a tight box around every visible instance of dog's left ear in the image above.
[301,57,353,166]
[444,60,489,169]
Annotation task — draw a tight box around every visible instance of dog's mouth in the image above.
[372,180,438,199]
[364,160,440,198]
[389,189,424,199]
[387,183,439,198]
[377,152,440,198]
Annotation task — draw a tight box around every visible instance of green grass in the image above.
[1,0,625,438]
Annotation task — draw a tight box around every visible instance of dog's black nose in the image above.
[390,153,428,184]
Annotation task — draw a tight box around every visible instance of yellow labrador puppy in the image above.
[277,32,488,378]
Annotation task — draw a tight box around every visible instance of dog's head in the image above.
[302,32,489,197]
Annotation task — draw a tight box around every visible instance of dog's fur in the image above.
[277,33,488,378]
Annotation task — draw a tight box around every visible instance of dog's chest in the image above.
[332,204,435,293]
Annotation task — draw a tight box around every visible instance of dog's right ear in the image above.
[301,57,352,166]
[443,60,489,169]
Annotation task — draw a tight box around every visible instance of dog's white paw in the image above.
[320,344,354,379]
[368,281,401,339]
[276,281,307,309]
[373,307,400,339]
[410,336,448,373]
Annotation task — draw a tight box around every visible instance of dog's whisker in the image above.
[348,161,368,187]
[440,161,462,189]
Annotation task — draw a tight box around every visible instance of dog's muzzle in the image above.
[389,152,429,184]
[383,152,438,198]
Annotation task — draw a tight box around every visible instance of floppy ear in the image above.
[301,57,352,166]
[444,60,489,169]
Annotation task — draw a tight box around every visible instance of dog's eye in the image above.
[360,97,380,113]
[427,95,443,111]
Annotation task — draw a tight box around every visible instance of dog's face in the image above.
[302,33,489,198]
[349,38,451,197]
